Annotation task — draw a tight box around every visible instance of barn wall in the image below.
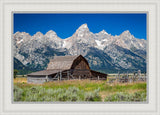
[74,60,90,70]
[27,75,58,83]
[71,57,90,70]
[72,70,91,78]
[27,76,47,84]
[71,57,91,78]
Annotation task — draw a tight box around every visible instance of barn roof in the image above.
[28,69,64,76]
[47,55,81,70]
[50,55,79,62]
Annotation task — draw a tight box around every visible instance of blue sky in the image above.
[14,13,147,39]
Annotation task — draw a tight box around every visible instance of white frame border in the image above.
[0,0,160,115]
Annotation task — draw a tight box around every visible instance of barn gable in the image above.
[71,55,90,70]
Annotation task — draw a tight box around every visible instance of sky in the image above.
[14,13,147,39]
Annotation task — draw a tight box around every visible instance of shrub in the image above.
[84,88,101,101]
[104,91,146,102]
[84,92,95,101]
[46,89,55,96]
[24,86,46,101]
[57,93,68,101]
[14,86,23,101]
[131,91,146,101]
[55,87,80,101]
[54,88,65,94]
[68,93,79,101]
[25,94,39,101]
[67,87,80,94]
[40,95,55,102]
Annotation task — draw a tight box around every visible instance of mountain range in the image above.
[13,23,147,74]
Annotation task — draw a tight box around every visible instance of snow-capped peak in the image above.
[45,30,56,35]
[76,23,89,32]
[14,31,29,36]
[45,30,57,38]
[13,31,31,44]
[99,30,108,35]
[79,23,88,29]
[121,30,131,36]
[34,31,43,36]
[33,32,43,38]
[73,23,91,38]
[14,31,21,35]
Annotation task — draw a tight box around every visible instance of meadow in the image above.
[14,78,147,102]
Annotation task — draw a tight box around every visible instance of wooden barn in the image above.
[27,55,107,84]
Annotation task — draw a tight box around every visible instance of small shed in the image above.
[27,55,107,84]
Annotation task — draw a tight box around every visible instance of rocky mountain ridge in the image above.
[13,23,146,73]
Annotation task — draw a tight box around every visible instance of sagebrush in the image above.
[13,79,147,102]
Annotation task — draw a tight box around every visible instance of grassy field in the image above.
[14,78,147,102]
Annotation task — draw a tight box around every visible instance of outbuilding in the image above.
[27,55,107,84]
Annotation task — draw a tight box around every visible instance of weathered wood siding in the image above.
[72,70,91,78]
[27,76,46,84]
[71,56,91,78]
[27,75,54,84]
[74,60,89,70]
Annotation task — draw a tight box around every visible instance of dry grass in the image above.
[14,78,27,83]
[14,78,146,87]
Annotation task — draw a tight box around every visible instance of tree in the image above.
[14,69,19,78]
